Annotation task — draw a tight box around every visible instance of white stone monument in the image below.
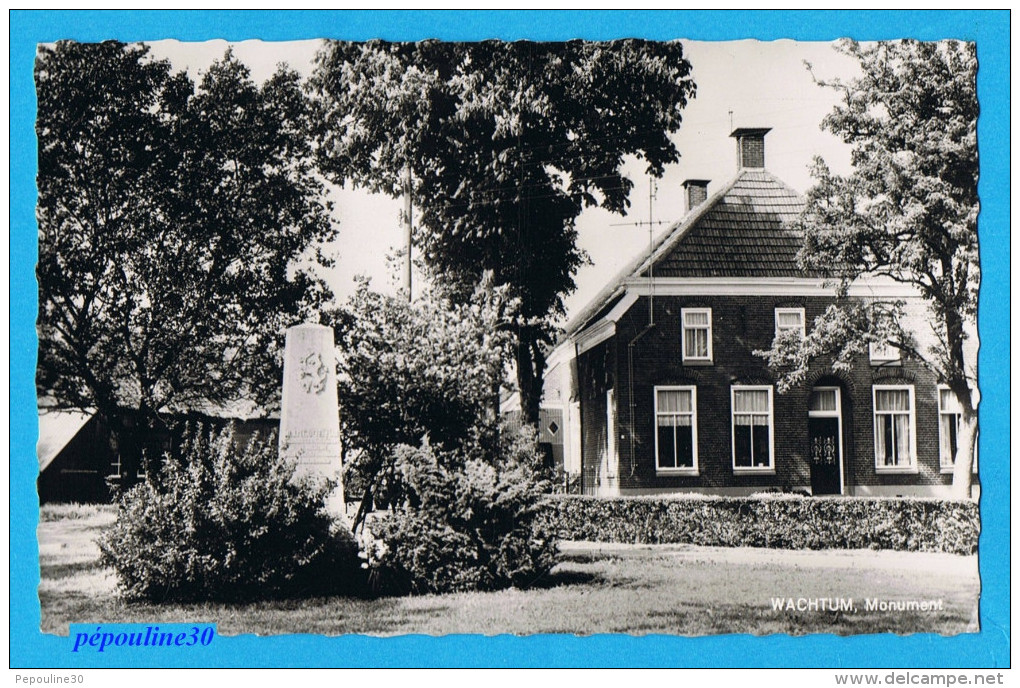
[279,323,344,518]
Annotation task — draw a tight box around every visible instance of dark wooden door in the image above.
[808,417,841,495]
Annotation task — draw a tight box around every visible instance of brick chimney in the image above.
[730,127,771,169]
[682,179,710,213]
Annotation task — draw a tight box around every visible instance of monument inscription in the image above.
[279,324,344,512]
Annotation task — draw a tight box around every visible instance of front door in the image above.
[808,387,843,495]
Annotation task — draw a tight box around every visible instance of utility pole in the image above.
[402,165,413,301]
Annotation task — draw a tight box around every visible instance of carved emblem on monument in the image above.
[280,323,344,518]
[298,351,328,395]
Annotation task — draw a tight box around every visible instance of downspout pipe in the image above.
[627,320,656,478]
[574,339,583,495]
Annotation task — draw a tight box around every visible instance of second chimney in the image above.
[730,127,771,169]
[682,179,710,213]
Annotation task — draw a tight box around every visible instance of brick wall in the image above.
[543,360,564,406]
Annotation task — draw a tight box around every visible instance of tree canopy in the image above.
[309,39,696,423]
[36,41,336,446]
[755,39,979,497]
[329,276,516,516]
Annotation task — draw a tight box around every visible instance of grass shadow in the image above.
[40,560,108,580]
[527,567,600,590]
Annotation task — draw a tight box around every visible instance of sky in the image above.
[146,38,861,322]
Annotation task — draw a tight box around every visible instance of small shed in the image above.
[37,409,117,504]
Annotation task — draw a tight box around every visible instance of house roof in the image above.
[641,169,807,279]
[37,408,93,472]
[563,168,808,338]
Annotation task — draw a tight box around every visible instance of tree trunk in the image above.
[942,306,976,501]
[950,409,978,500]
[515,330,546,427]
[91,395,139,494]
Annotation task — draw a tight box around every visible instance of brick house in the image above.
[546,127,978,499]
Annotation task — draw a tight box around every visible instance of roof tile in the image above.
[642,170,810,279]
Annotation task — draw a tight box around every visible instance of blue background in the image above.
[10,10,1010,668]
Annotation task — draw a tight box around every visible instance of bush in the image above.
[358,429,558,594]
[540,494,979,555]
[99,423,360,602]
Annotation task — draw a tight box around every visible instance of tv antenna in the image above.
[610,177,667,325]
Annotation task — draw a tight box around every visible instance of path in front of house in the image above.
[37,509,980,638]
[559,540,978,577]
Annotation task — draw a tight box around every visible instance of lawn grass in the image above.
[38,504,980,637]
[38,502,112,522]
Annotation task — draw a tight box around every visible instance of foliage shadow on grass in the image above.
[526,567,600,590]
[40,560,109,580]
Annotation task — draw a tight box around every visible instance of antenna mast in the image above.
[610,174,663,327]
[648,178,656,325]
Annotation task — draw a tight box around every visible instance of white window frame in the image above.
[654,385,699,476]
[681,307,713,363]
[775,307,806,338]
[872,384,918,473]
[937,385,978,474]
[869,340,901,365]
[807,387,840,419]
[731,385,775,474]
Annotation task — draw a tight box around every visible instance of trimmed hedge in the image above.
[540,494,979,555]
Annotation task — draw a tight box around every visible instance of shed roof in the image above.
[37,408,93,472]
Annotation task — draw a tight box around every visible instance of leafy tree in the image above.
[36,41,336,475]
[328,276,516,520]
[755,39,979,498]
[309,39,696,425]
